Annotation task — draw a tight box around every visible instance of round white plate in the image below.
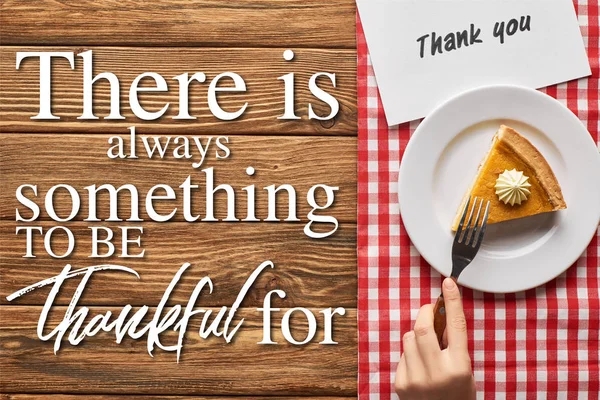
[398,85,600,293]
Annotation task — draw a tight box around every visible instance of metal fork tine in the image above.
[474,201,491,247]
[455,195,471,242]
[460,196,477,243]
[467,199,484,247]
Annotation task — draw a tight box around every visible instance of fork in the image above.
[433,196,490,346]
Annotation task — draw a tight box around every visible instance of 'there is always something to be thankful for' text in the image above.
[7,49,347,361]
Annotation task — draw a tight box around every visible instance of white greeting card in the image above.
[356,0,591,126]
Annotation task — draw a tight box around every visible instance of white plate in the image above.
[398,85,600,293]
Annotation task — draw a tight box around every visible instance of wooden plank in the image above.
[1,396,355,400]
[0,46,357,134]
[0,134,356,222]
[0,0,356,49]
[0,221,357,307]
[0,306,357,395]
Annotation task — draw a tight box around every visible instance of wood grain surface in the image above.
[1,396,354,400]
[0,1,356,48]
[0,134,356,222]
[0,0,358,397]
[1,221,357,308]
[0,46,356,135]
[0,306,357,395]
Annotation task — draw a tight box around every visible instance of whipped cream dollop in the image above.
[495,169,532,206]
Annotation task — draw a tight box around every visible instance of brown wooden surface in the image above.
[0,1,356,49]
[1,221,357,307]
[0,306,357,395]
[1,396,354,400]
[0,134,356,222]
[0,0,358,397]
[0,46,356,135]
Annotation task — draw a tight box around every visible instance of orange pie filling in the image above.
[452,126,566,230]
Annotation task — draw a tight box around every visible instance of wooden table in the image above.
[0,1,358,398]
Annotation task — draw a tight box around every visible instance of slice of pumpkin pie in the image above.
[451,125,566,230]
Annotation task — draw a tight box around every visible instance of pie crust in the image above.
[451,125,566,230]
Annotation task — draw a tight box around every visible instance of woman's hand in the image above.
[394,278,476,400]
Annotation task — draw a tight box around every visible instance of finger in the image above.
[394,354,409,393]
[402,330,425,381]
[442,277,468,352]
[401,330,419,363]
[413,304,441,368]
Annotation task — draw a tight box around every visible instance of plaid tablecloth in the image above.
[356,2,600,398]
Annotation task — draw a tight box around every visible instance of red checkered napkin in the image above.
[357,2,600,398]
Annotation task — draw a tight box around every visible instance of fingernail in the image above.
[444,278,456,290]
